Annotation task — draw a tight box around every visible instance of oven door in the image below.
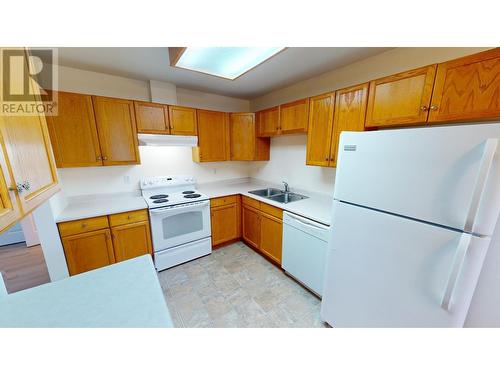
[149,200,211,251]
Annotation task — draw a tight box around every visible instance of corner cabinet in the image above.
[230,113,270,161]
[92,96,141,166]
[192,110,230,162]
[365,65,436,128]
[429,48,500,124]
[0,48,59,233]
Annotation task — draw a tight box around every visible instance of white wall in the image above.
[248,47,492,195]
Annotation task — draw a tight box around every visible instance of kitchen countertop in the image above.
[0,255,173,328]
[198,178,333,226]
[56,192,148,223]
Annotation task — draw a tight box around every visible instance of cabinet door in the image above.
[194,110,229,162]
[211,203,240,246]
[92,96,140,166]
[329,83,369,167]
[134,101,169,134]
[280,98,310,134]
[168,106,197,135]
[0,142,22,233]
[62,228,115,276]
[242,205,260,249]
[257,107,280,136]
[306,92,335,167]
[365,65,436,128]
[111,221,152,263]
[46,91,103,168]
[230,112,256,161]
[260,212,283,265]
[0,50,59,215]
[429,48,500,123]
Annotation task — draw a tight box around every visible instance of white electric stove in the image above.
[140,175,212,271]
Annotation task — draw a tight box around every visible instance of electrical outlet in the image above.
[123,175,131,184]
[213,169,217,175]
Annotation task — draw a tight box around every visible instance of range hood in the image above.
[138,134,198,147]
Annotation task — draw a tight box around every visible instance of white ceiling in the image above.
[55,47,392,99]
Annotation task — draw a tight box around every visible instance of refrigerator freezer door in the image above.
[334,123,500,236]
[320,201,491,327]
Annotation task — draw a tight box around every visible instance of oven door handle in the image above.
[150,200,209,215]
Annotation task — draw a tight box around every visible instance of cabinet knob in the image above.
[102,156,108,161]
[430,105,439,111]
[420,105,429,111]
[325,157,329,161]
[81,223,87,228]
[127,215,132,220]
[96,155,102,161]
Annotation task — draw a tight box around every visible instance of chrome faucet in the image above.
[282,181,289,193]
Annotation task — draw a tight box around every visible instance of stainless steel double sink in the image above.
[248,188,308,204]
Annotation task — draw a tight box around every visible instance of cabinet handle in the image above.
[102,156,108,161]
[127,215,132,220]
[81,223,87,228]
[325,157,329,161]
[430,105,439,111]
[420,105,428,111]
[96,155,102,161]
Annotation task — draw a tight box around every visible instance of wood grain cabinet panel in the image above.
[260,212,283,264]
[46,91,103,168]
[230,113,270,161]
[257,106,280,136]
[0,144,22,233]
[429,48,500,123]
[62,228,115,276]
[210,198,241,247]
[168,106,197,135]
[365,65,436,128]
[92,96,140,165]
[306,92,335,167]
[193,110,230,162]
[242,204,261,249]
[58,216,109,237]
[111,221,152,262]
[279,98,310,134]
[109,209,149,227]
[0,49,59,216]
[329,83,369,167]
[134,101,169,134]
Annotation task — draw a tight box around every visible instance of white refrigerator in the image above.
[320,123,500,327]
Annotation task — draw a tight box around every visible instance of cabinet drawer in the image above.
[58,216,109,237]
[242,196,261,209]
[260,202,283,220]
[210,195,238,208]
[109,209,149,227]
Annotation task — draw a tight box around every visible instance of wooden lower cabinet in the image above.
[62,228,115,276]
[242,204,261,249]
[59,209,152,275]
[241,197,283,265]
[111,221,152,262]
[210,196,241,246]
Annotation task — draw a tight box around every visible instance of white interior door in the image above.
[320,201,490,327]
[335,123,500,236]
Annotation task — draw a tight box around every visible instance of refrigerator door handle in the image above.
[441,233,472,311]
[464,138,498,233]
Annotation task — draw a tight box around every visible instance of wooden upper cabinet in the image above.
[306,92,335,167]
[168,105,197,135]
[47,91,103,168]
[279,98,310,134]
[92,96,140,166]
[193,110,229,162]
[134,101,169,134]
[230,113,270,161]
[257,106,280,136]
[329,83,369,167]
[429,48,500,123]
[365,65,437,128]
[0,50,59,216]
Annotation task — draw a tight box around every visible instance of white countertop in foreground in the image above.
[199,179,333,226]
[56,192,147,223]
[0,255,173,328]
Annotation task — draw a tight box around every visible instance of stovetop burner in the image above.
[150,194,168,199]
[182,190,195,194]
[184,194,201,199]
[153,199,169,203]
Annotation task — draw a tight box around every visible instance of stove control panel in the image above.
[140,175,196,189]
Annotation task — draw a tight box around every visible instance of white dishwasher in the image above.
[282,211,330,297]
